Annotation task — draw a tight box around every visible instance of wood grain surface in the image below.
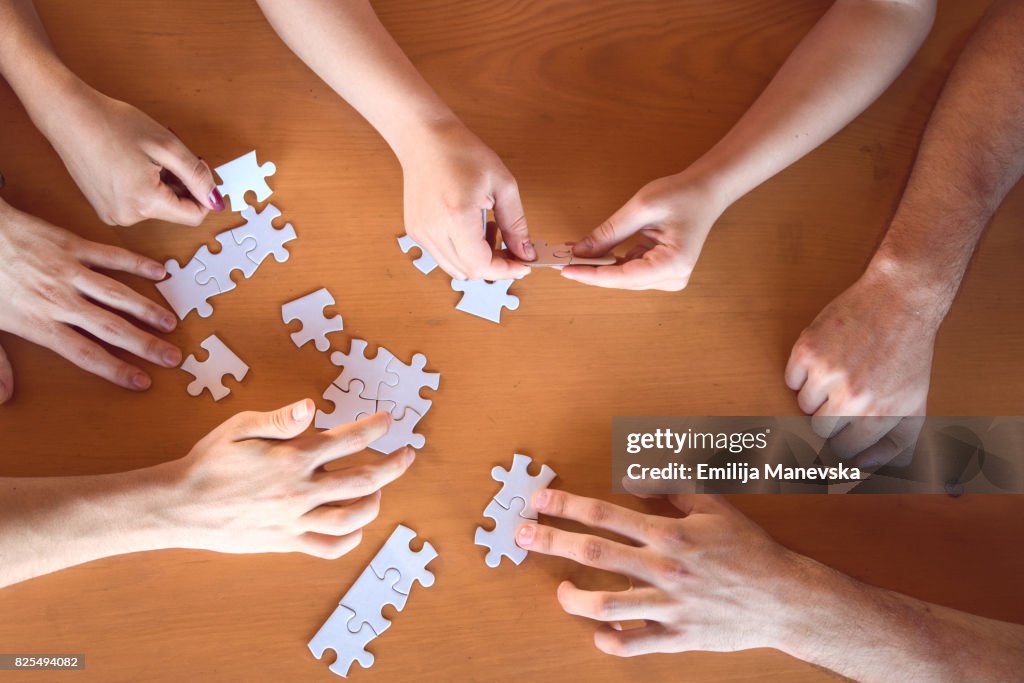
[1,1,1022,681]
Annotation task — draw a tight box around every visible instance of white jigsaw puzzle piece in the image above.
[315,380,378,430]
[475,496,530,568]
[231,203,297,266]
[282,288,344,352]
[340,566,407,637]
[368,407,425,454]
[180,334,248,401]
[491,453,557,520]
[193,231,260,293]
[450,279,520,323]
[214,150,276,212]
[308,604,376,678]
[368,525,438,595]
[329,339,399,400]
[397,234,438,274]
[377,353,439,419]
[155,257,220,320]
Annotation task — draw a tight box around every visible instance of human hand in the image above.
[162,405,414,558]
[516,491,819,655]
[399,120,533,281]
[785,265,939,463]
[561,174,726,290]
[0,199,181,402]
[38,82,223,226]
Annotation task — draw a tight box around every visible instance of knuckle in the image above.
[581,538,605,564]
[594,594,618,619]
[585,500,611,526]
[655,559,688,584]
[654,523,688,549]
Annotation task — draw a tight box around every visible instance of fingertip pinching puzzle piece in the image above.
[475,496,530,568]
[308,604,376,679]
[282,288,344,352]
[491,453,557,520]
[155,257,220,320]
[397,234,438,275]
[180,334,248,401]
[233,203,297,266]
[451,278,520,324]
[214,150,276,212]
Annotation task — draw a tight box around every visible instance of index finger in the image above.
[450,214,529,281]
[302,411,393,469]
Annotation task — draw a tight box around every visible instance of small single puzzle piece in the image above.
[214,150,276,212]
[329,339,399,400]
[155,257,220,320]
[491,453,557,520]
[475,496,530,568]
[193,231,260,293]
[315,380,377,430]
[396,234,438,275]
[308,604,376,678]
[377,353,439,419]
[180,335,248,401]
[368,408,425,454]
[282,288,344,352]
[368,525,438,596]
[451,279,519,324]
[340,566,407,637]
[231,203,297,266]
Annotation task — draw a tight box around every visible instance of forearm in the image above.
[777,556,1024,681]
[690,0,934,205]
[869,0,1024,313]
[256,0,459,160]
[0,464,182,588]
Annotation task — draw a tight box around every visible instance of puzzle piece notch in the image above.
[315,379,378,431]
[397,234,438,275]
[340,566,407,637]
[214,150,277,212]
[475,496,530,568]
[282,288,344,352]
[308,604,376,678]
[181,335,248,401]
[329,339,399,401]
[231,203,297,266]
[491,453,558,520]
[368,407,425,454]
[451,278,520,324]
[368,524,438,595]
[155,257,220,320]
[194,231,260,293]
[377,353,440,419]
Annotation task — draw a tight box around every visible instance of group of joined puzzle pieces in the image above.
[475,454,557,567]
[398,234,614,323]
[309,525,437,678]
[156,150,295,320]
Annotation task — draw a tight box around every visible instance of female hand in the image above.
[562,174,727,291]
[162,405,415,558]
[0,198,180,401]
[517,490,818,655]
[399,121,534,281]
[39,82,224,226]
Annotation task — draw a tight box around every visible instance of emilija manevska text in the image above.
[627,462,862,485]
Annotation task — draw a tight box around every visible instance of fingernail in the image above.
[162,348,182,366]
[132,373,151,389]
[292,399,310,422]
[533,488,550,510]
[208,187,225,212]
[160,315,176,332]
[516,524,536,547]
[149,264,168,280]
[574,236,594,255]
[523,240,536,260]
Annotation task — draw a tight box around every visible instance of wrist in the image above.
[864,249,956,329]
[10,58,89,139]
[390,112,469,167]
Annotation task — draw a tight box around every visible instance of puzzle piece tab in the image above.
[451,278,519,323]
[232,203,297,266]
[308,604,376,678]
[368,525,438,595]
[475,496,530,568]
[180,335,248,401]
[397,234,438,274]
[155,257,220,320]
[214,150,276,212]
[491,453,557,520]
[282,288,344,352]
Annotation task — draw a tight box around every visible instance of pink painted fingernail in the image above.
[208,187,225,211]
[516,524,536,546]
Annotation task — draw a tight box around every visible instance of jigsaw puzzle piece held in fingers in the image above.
[475,497,530,568]
[214,150,276,212]
[491,453,557,520]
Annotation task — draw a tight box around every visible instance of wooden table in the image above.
[1,1,1022,680]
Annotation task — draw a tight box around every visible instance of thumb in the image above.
[574,197,653,257]
[149,134,224,212]
[0,341,13,404]
[492,177,535,261]
[232,398,314,440]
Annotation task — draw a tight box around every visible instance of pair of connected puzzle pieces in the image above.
[314,339,440,454]
[155,151,297,320]
[180,334,248,401]
[475,454,557,568]
[308,525,438,678]
[282,288,345,352]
